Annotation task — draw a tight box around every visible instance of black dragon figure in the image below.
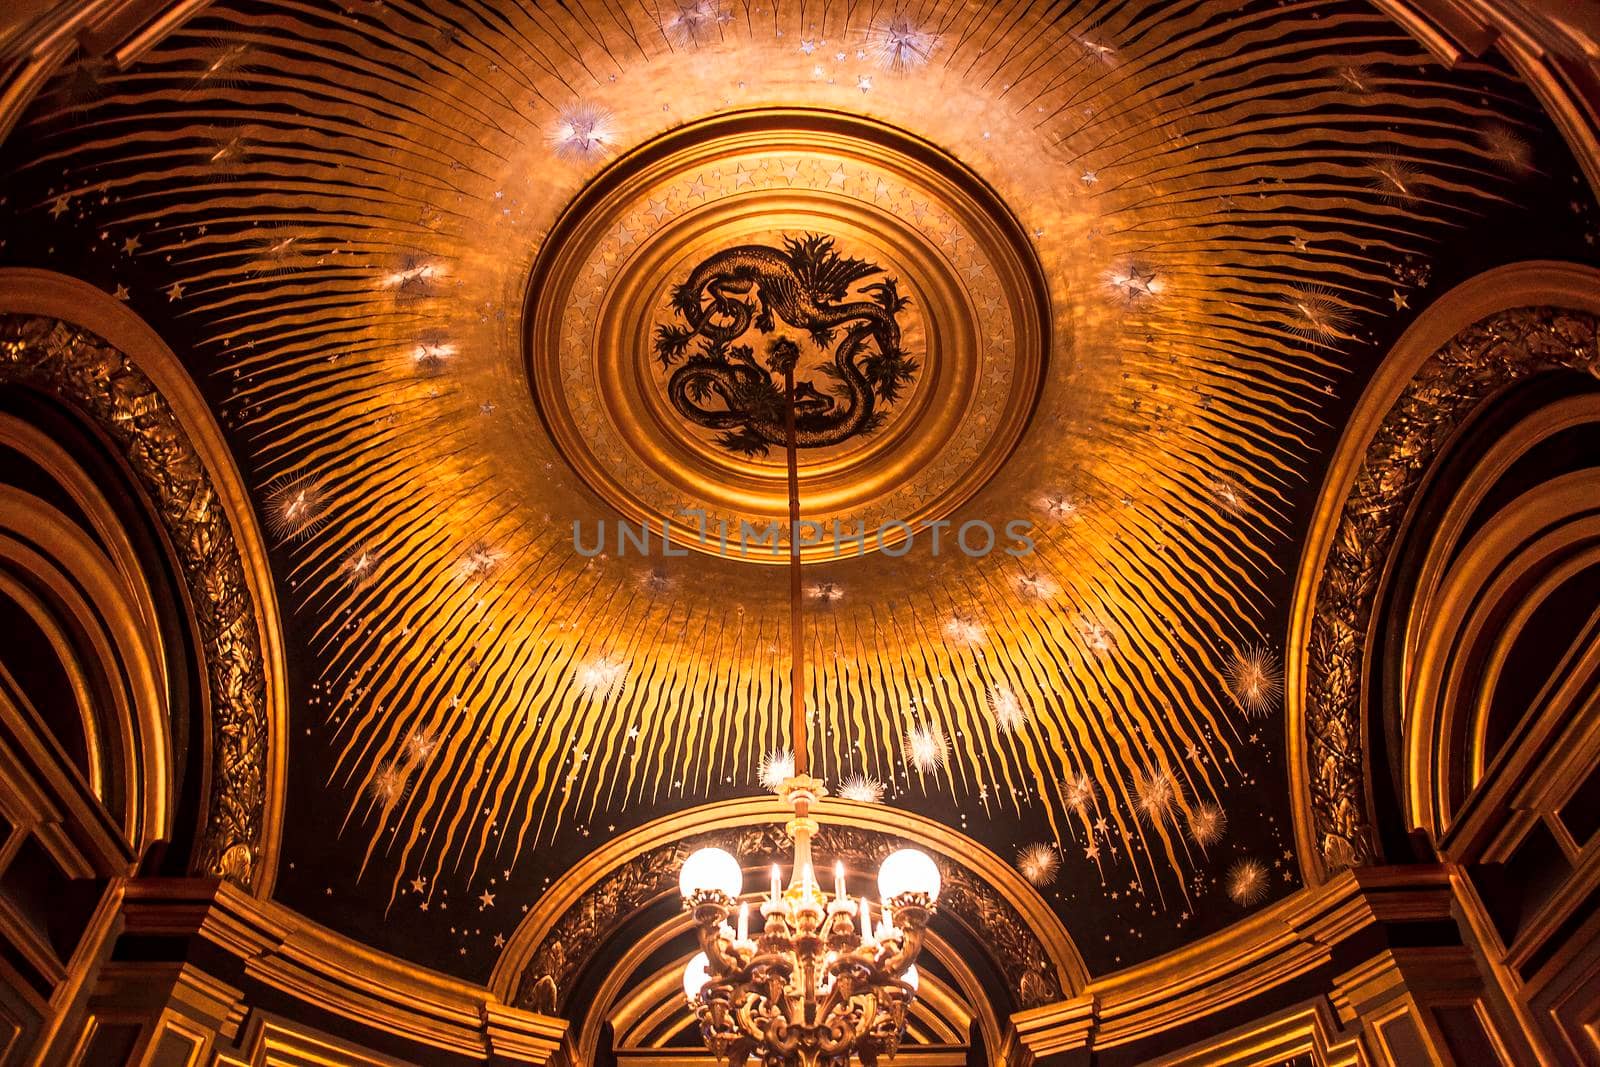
[652,234,919,457]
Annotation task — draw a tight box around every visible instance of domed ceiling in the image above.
[3,0,1597,983]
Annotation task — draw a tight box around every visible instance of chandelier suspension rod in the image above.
[783,367,808,781]
[679,306,939,1066]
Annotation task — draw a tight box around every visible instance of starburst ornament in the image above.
[264,474,327,541]
[868,17,938,70]
[1208,478,1249,517]
[1284,286,1355,344]
[1016,843,1060,887]
[193,40,253,89]
[839,774,885,804]
[249,228,303,275]
[411,334,456,371]
[759,748,796,792]
[1226,857,1269,906]
[1038,493,1079,519]
[660,0,727,48]
[1016,572,1056,599]
[1076,35,1117,64]
[455,541,500,582]
[575,656,627,698]
[1369,158,1423,203]
[1059,773,1097,813]
[1186,802,1227,848]
[343,545,379,589]
[1334,63,1375,94]
[1106,263,1160,303]
[405,730,439,763]
[548,103,614,160]
[808,581,844,602]
[1481,124,1534,172]
[204,128,250,171]
[1076,615,1116,655]
[903,723,948,773]
[381,255,442,295]
[942,615,985,646]
[987,684,1030,734]
[1225,645,1283,718]
[368,760,408,806]
[1132,765,1179,825]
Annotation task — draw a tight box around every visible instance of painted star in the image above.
[49,196,70,218]
[779,159,802,184]
[1084,843,1100,861]
[478,890,496,909]
[1080,171,1099,185]
[121,234,141,254]
[112,284,129,301]
[827,165,848,189]
[410,876,426,893]
[1123,267,1156,296]
[166,281,185,301]
[1290,235,1308,251]
[686,175,710,200]
[1390,289,1409,310]
[493,933,505,948]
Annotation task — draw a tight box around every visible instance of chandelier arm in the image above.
[877,925,926,976]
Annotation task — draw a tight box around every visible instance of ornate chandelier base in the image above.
[680,776,939,1067]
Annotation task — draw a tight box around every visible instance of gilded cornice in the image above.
[1302,304,1600,875]
[116,877,571,1063]
[1005,865,1456,1063]
[0,312,270,887]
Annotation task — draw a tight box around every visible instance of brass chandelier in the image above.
[677,348,941,1067]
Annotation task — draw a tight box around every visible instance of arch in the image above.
[488,796,1087,1019]
[1287,260,1600,885]
[0,483,171,848]
[1406,472,1600,836]
[0,269,286,893]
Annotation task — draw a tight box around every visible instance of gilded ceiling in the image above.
[2,0,1597,982]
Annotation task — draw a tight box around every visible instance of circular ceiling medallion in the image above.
[526,110,1047,561]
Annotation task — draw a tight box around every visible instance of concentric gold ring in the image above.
[526,109,1048,560]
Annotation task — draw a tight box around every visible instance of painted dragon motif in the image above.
[652,234,918,455]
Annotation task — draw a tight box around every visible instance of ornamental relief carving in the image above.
[0,314,267,888]
[513,822,1061,1015]
[1307,306,1600,873]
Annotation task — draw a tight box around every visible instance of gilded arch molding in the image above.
[489,797,1087,1016]
[0,269,286,893]
[1407,472,1600,835]
[0,481,172,848]
[1287,261,1600,884]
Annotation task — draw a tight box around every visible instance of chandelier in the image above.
[677,344,941,1067]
